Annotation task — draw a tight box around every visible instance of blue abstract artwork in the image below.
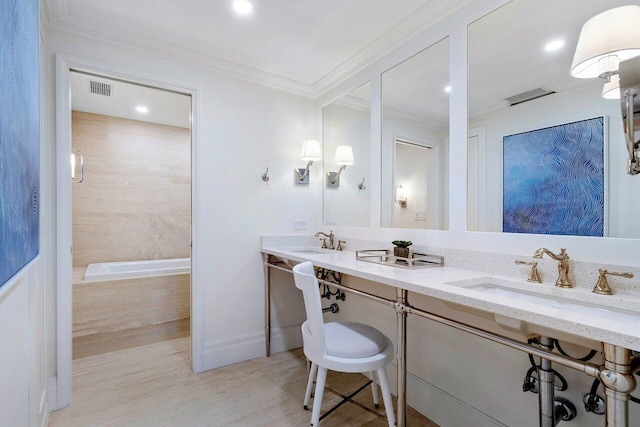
[503,117,604,236]
[1,0,40,287]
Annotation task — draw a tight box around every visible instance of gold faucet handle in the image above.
[515,260,542,283]
[337,240,346,251]
[593,269,634,295]
[319,238,328,249]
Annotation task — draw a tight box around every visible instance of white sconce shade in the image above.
[395,185,407,208]
[602,74,621,100]
[571,6,640,79]
[301,139,322,161]
[334,145,354,165]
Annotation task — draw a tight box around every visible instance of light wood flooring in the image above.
[51,337,437,426]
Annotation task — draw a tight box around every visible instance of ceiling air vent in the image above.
[88,80,113,97]
[505,88,555,106]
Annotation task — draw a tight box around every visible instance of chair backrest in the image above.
[292,261,326,357]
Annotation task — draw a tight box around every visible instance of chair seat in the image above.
[324,321,388,358]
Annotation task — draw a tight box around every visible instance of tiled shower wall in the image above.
[71,111,191,268]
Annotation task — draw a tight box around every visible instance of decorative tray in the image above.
[355,249,444,269]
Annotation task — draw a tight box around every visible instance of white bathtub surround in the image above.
[83,258,191,282]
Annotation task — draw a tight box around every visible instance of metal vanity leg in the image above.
[395,288,408,427]
[601,344,636,427]
[263,253,271,357]
[538,336,555,427]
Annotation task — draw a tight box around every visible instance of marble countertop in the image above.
[261,245,640,352]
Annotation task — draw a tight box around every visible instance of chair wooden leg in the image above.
[311,367,327,426]
[304,362,318,409]
[368,370,380,407]
[377,368,396,427]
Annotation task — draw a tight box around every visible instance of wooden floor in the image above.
[51,337,437,426]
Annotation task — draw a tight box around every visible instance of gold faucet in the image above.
[315,231,334,250]
[592,269,634,295]
[533,248,572,288]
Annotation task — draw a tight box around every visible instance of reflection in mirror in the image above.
[381,38,449,229]
[323,81,371,227]
[468,0,640,239]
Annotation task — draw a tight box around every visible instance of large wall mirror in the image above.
[468,0,640,239]
[323,81,371,227]
[381,37,450,229]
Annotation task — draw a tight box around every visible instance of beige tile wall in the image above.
[71,111,191,267]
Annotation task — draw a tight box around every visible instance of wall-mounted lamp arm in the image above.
[327,165,347,185]
[623,89,640,175]
[295,160,314,182]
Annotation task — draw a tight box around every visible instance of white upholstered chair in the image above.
[292,261,396,426]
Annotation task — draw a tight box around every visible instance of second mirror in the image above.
[381,37,449,229]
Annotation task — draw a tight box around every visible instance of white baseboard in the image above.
[47,376,59,412]
[202,324,302,371]
[39,388,49,427]
[386,363,508,427]
[269,324,303,354]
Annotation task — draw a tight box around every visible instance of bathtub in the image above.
[83,257,191,282]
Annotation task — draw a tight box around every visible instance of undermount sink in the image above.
[450,278,640,324]
[288,248,329,254]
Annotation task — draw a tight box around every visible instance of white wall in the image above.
[0,259,48,427]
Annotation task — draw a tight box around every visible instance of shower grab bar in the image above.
[72,149,85,183]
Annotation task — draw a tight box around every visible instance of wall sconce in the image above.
[295,139,321,185]
[571,5,640,100]
[326,145,354,187]
[395,185,407,208]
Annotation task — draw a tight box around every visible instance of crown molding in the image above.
[310,0,472,96]
[41,0,468,99]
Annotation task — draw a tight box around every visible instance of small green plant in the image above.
[392,240,412,248]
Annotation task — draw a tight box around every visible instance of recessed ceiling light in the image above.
[444,85,451,93]
[136,105,149,114]
[545,39,565,52]
[232,0,253,15]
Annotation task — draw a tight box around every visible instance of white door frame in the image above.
[54,54,203,409]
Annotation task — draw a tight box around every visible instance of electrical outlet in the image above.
[294,220,307,230]
[415,210,426,221]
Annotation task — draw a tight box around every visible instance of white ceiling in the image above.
[51,0,636,128]
[42,0,470,96]
[70,72,191,128]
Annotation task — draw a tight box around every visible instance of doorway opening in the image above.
[68,71,193,362]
